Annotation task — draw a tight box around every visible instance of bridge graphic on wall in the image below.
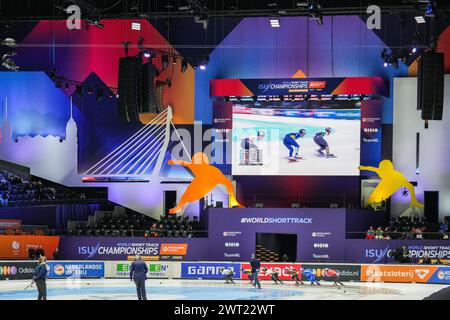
[82,106,189,183]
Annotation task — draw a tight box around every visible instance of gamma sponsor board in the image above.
[240,263,300,281]
[301,264,361,282]
[181,262,241,279]
[46,262,104,278]
[0,262,37,280]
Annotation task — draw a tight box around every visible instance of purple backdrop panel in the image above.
[207,208,346,262]
[344,239,450,263]
[58,237,211,261]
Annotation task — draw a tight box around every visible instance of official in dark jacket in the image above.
[33,256,48,300]
[130,255,148,300]
[250,254,261,289]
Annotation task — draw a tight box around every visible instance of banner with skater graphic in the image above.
[240,263,300,281]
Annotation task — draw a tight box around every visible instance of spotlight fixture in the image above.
[347,94,352,100]
[55,81,62,88]
[121,41,131,57]
[266,96,270,101]
[279,95,284,101]
[143,50,152,59]
[96,88,103,102]
[199,64,206,70]
[75,85,83,96]
[181,60,188,73]
[224,96,230,102]
[86,17,104,29]
[359,94,366,102]
[87,87,93,95]
[425,1,435,18]
[131,22,141,31]
[415,16,426,24]
[162,55,169,70]
[308,1,323,26]
[1,38,19,48]
[173,57,177,65]
[237,96,242,102]
[1,55,19,71]
[65,83,70,91]
[252,96,258,103]
[137,37,145,50]
[269,17,280,28]
[304,95,310,101]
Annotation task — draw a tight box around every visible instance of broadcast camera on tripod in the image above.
[388,245,411,263]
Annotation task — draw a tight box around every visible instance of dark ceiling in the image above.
[1,0,450,21]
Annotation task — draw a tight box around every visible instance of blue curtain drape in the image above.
[55,203,101,230]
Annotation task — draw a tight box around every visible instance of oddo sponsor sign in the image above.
[46,262,104,278]
[0,262,37,280]
[181,262,241,279]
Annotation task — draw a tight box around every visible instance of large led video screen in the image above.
[232,103,361,176]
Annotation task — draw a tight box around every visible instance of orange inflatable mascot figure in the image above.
[167,152,244,214]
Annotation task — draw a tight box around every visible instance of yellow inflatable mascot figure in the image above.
[359,160,424,209]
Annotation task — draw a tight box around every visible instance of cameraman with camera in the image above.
[389,245,411,263]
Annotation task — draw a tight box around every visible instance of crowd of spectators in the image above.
[0,170,87,207]
[365,217,449,240]
[145,215,196,238]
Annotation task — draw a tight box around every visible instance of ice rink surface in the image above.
[0,279,446,300]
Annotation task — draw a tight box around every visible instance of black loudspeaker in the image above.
[141,62,158,113]
[417,52,444,120]
[155,80,166,113]
[118,57,141,122]
[424,191,439,223]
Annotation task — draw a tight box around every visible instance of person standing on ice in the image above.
[33,256,48,300]
[250,254,262,289]
[130,255,148,300]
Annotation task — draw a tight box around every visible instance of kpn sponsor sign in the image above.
[46,262,104,278]
[114,262,170,278]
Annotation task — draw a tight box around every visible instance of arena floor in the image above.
[0,279,446,300]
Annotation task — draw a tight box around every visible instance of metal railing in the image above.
[0,225,49,236]
[346,231,450,240]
